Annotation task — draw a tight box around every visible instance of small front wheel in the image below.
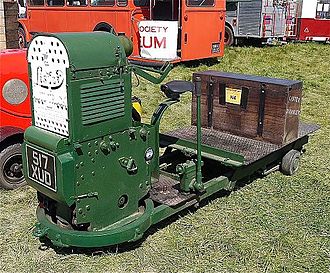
[0,143,26,189]
[281,149,301,176]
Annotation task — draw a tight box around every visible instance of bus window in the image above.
[316,0,330,19]
[91,0,115,6]
[117,0,128,6]
[28,0,44,6]
[153,0,177,20]
[186,0,214,7]
[226,2,237,12]
[67,0,87,6]
[47,0,64,6]
[134,0,149,7]
[18,0,27,17]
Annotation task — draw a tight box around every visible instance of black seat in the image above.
[161,80,194,100]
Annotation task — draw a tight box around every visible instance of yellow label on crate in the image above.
[225,88,242,105]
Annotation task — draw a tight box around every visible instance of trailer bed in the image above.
[161,121,319,165]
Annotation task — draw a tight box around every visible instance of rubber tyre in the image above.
[0,143,26,190]
[18,27,27,49]
[281,150,301,176]
[224,25,234,46]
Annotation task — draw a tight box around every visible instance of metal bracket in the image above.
[119,157,138,173]
[207,80,214,128]
[151,99,179,127]
[257,87,266,136]
[131,62,173,84]
[74,192,99,200]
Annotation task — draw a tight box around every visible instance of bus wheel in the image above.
[0,143,26,190]
[224,25,234,46]
[94,23,117,36]
[18,27,27,49]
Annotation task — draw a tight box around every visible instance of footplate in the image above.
[150,175,196,206]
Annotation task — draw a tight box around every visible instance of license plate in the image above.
[211,42,220,54]
[26,145,57,192]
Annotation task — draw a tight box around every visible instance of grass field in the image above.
[1,43,329,273]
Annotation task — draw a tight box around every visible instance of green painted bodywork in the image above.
[22,32,311,248]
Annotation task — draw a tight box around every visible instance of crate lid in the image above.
[193,71,302,87]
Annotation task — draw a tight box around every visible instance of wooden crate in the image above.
[192,71,302,145]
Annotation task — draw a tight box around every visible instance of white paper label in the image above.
[27,36,69,136]
[138,20,178,61]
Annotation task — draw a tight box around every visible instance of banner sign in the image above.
[138,20,178,61]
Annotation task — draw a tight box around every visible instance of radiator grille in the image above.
[80,79,125,125]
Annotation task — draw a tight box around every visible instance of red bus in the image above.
[18,0,226,63]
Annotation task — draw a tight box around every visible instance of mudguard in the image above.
[0,126,24,143]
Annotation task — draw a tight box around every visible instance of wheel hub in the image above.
[3,154,24,183]
[292,157,299,172]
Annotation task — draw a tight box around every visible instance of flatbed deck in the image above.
[153,121,319,207]
[161,122,319,165]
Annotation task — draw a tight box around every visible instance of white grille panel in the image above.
[28,36,69,136]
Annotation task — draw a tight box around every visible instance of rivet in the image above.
[81,175,84,180]
[95,150,99,155]
[88,142,91,147]
[75,164,79,169]
[94,140,98,145]
[78,208,83,214]
[80,162,84,167]
[91,158,95,163]
[92,171,95,176]
[88,151,92,156]
[86,205,90,211]
[139,183,143,189]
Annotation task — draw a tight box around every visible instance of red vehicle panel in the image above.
[1,49,31,130]
[0,49,31,189]
[298,18,330,41]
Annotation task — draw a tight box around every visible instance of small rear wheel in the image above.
[0,143,26,189]
[281,150,301,176]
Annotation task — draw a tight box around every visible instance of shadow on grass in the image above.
[229,37,287,48]
[180,57,220,68]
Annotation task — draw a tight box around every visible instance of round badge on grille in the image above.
[2,79,28,105]
[145,147,154,161]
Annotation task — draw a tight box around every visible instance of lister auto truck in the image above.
[22,32,318,248]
